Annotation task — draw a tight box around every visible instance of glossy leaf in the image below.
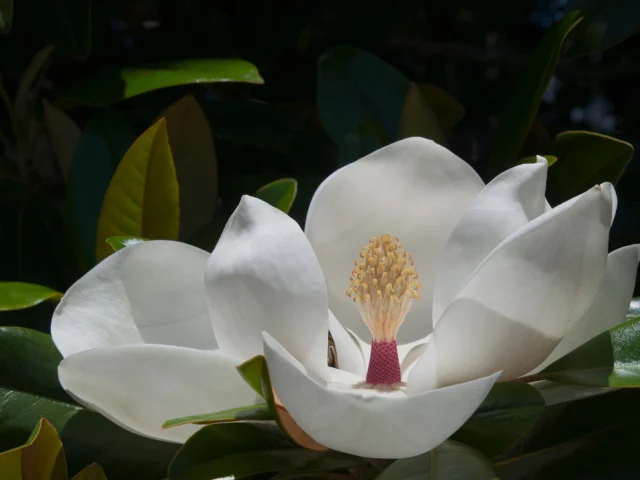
[0,0,12,34]
[564,1,640,58]
[159,95,218,239]
[168,422,365,480]
[452,382,545,457]
[0,387,178,479]
[488,12,582,177]
[0,283,62,311]
[66,111,135,270]
[376,441,497,480]
[43,100,81,182]
[253,178,298,213]
[398,82,446,145]
[71,463,108,480]
[105,236,147,252]
[95,118,179,262]
[547,130,633,204]
[418,83,466,131]
[63,59,264,107]
[540,316,640,387]
[0,327,71,402]
[0,418,67,480]
[317,45,408,165]
[163,404,271,429]
[29,0,90,59]
[236,355,326,450]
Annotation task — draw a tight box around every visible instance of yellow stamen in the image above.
[346,234,421,342]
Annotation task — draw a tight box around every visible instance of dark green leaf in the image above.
[564,1,640,58]
[0,282,62,311]
[376,441,497,480]
[540,316,640,387]
[105,236,147,252]
[488,12,582,178]
[168,422,365,480]
[0,387,178,479]
[0,0,13,34]
[452,382,544,457]
[547,130,633,204]
[0,327,71,402]
[63,59,264,107]
[28,0,91,59]
[66,112,135,271]
[317,45,408,165]
[163,404,271,429]
[71,463,108,480]
[95,118,179,262]
[253,178,298,213]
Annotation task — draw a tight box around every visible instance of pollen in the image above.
[346,234,421,342]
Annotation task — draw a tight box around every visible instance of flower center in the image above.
[346,234,421,385]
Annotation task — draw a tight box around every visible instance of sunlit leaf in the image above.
[159,95,218,239]
[105,236,147,252]
[0,283,62,311]
[63,59,264,107]
[253,178,297,213]
[95,119,179,262]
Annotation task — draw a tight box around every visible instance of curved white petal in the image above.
[58,345,256,443]
[536,244,640,370]
[428,184,613,386]
[306,138,485,345]
[206,196,329,377]
[329,311,366,377]
[52,241,215,358]
[263,332,499,459]
[433,158,548,324]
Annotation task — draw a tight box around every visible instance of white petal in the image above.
[428,184,613,386]
[329,311,366,377]
[306,138,485,344]
[433,159,548,324]
[58,345,256,443]
[536,244,640,370]
[263,332,499,459]
[206,196,329,377]
[52,241,215,358]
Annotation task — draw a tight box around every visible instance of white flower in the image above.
[52,138,639,459]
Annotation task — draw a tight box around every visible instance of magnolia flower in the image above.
[52,138,639,459]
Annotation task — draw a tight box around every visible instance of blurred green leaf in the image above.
[540,316,640,387]
[43,100,81,182]
[488,12,582,178]
[520,154,558,167]
[63,59,264,107]
[28,0,90,59]
[417,83,466,131]
[0,387,178,479]
[398,83,446,145]
[0,0,12,34]
[318,45,436,165]
[0,327,71,402]
[71,463,108,480]
[452,382,545,457]
[253,178,298,213]
[163,404,271,429]
[105,236,147,252]
[159,95,218,239]
[564,1,640,58]
[0,418,67,480]
[376,441,497,480]
[0,282,62,311]
[168,422,365,480]
[95,118,179,262]
[66,111,135,271]
[547,130,633,204]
